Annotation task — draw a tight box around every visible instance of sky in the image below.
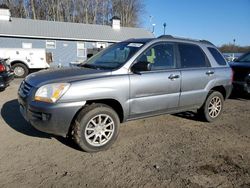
[142,0,250,46]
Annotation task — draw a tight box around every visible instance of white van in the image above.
[0,48,50,77]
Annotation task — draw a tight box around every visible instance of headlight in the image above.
[35,83,70,103]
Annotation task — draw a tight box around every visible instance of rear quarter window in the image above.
[208,47,227,65]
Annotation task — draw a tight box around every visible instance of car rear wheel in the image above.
[12,63,28,78]
[73,103,120,152]
[198,91,224,122]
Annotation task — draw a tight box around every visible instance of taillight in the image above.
[0,64,6,72]
[231,68,234,83]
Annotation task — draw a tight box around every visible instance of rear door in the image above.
[178,43,214,108]
[129,42,181,118]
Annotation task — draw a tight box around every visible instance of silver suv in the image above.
[18,36,233,152]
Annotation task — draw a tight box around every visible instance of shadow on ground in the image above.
[229,92,250,101]
[173,111,205,122]
[1,99,81,151]
[1,99,51,138]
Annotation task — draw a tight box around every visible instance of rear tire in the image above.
[12,63,29,78]
[198,91,224,122]
[72,103,120,152]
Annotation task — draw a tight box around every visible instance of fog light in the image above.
[42,113,50,121]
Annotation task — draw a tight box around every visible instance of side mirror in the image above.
[131,61,152,74]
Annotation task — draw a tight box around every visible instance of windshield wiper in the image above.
[81,63,114,70]
[81,64,99,69]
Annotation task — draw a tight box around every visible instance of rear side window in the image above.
[208,47,227,65]
[179,44,208,68]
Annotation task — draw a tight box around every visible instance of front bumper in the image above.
[18,95,86,137]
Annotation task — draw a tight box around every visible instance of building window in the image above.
[22,43,32,49]
[77,42,86,58]
[46,40,56,49]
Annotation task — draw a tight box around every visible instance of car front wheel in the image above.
[73,103,120,152]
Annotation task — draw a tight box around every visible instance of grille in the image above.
[19,81,32,97]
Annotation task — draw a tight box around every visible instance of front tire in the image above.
[73,103,120,152]
[198,91,224,122]
[12,63,29,78]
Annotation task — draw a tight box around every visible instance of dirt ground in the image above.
[0,79,249,188]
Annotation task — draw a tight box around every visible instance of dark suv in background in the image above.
[18,36,233,152]
[229,52,250,94]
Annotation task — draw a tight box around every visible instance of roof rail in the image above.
[158,35,214,46]
[158,35,174,39]
[199,40,214,46]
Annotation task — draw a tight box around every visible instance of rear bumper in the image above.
[18,95,86,137]
[0,72,14,89]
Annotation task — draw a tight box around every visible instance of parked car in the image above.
[0,48,50,78]
[0,58,14,91]
[18,36,233,152]
[229,52,250,94]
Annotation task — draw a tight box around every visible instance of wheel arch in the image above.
[10,60,29,68]
[209,86,226,99]
[68,98,124,137]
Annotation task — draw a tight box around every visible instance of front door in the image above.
[129,43,181,118]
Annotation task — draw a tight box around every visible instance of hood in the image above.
[25,67,111,87]
[229,61,250,69]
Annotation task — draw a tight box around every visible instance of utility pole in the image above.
[233,39,236,60]
[163,22,166,35]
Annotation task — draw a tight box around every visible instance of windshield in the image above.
[235,52,250,63]
[81,42,145,70]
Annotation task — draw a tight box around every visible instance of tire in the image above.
[198,91,224,122]
[73,103,120,152]
[12,63,29,78]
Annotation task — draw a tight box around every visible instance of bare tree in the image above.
[0,0,144,27]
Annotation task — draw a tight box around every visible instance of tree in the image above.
[0,0,144,27]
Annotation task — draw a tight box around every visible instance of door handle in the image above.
[206,70,214,75]
[168,74,180,80]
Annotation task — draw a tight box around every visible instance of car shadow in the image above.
[229,92,250,101]
[173,111,205,122]
[1,99,52,138]
[1,99,82,151]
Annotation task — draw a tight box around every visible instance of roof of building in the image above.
[0,17,154,42]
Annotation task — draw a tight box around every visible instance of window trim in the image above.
[46,40,56,49]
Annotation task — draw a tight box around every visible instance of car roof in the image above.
[125,35,215,47]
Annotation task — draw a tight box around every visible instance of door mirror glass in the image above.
[131,61,152,73]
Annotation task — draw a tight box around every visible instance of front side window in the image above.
[136,43,175,70]
[83,42,145,70]
[179,43,208,68]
